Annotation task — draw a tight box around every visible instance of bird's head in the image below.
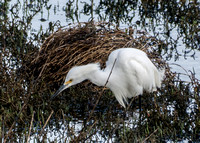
[51,63,100,100]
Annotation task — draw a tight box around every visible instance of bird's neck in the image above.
[88,69,110,87]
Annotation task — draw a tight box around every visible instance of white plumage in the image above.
[51,48,165,108]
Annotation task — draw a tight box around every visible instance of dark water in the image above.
[0,0,200,142]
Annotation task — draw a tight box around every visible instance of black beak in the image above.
[51,85,66,100]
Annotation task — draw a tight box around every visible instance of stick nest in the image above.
[23,22,167,90]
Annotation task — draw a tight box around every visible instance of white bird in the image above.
[51,48,165,108]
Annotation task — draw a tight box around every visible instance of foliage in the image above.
[0,0,199,142]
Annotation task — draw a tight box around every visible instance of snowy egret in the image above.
[51,48,164,108]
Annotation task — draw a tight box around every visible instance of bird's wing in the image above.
[116,50,155,96]
[105,48,164,107]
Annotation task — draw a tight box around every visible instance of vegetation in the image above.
[0,0,199,142]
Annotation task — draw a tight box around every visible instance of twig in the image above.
[76,120,97,142]
[39,110,54,136]
[27,111,35,143]
[110,118,123,138]
[141,128,158,143]
[169,63,192,81]
[87,58,117,120]
[126,95,139,111]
